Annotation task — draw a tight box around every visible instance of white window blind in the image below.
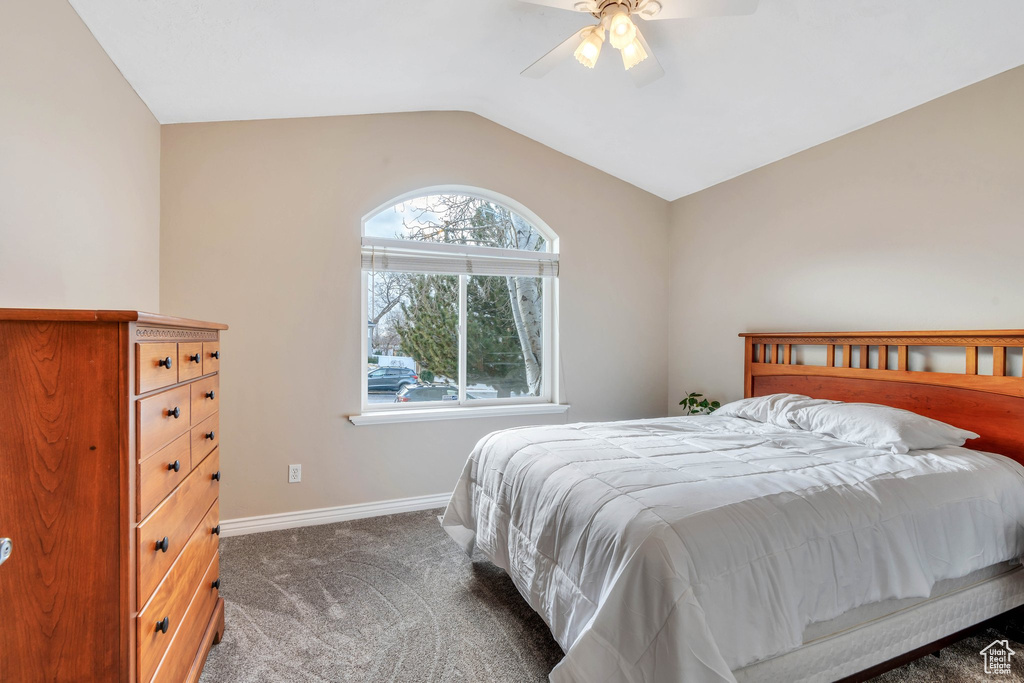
[360,237,558,278]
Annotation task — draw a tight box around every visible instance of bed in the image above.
[441,330,1024,682]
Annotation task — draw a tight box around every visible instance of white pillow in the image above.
[715,394,824,427]
[785,402,979,453]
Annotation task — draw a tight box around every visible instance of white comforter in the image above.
[441,415,1024,683]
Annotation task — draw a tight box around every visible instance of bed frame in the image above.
[740,330,1024,680]
[742,330,1024,464]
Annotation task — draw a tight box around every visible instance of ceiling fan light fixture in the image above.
[620,37,648,70]
[607,10,637,50]
[573,26,604,68]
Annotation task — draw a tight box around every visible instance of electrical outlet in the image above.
[288,464,301,483]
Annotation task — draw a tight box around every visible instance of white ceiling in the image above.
[69,0,1024,200]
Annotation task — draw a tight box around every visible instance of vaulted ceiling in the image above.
[69,0,1024,200]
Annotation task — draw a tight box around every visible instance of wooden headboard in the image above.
[740,331,1024,464]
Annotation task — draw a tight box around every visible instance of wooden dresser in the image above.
[0,309,227,682]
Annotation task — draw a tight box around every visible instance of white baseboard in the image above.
[219,492,452,538]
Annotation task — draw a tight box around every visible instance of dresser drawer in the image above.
[177,342,204,382]
[203,341,220,375]
[137,343,179,394]
[137,448,220,606]
[137,502,220,683]
[138,433,191,521]
[151,553,221,683]
[191,413,219,462]
[138,385,191,459]
[190,375,219,425]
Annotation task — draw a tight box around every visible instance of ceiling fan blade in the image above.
[521,28,588,79]
[627,27,664,88]
[637,0,759,20]
[517,0,598,12]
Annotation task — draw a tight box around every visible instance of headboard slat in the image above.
[994,347,1007,377]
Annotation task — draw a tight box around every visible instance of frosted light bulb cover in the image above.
[574,28,604,69]
[621,37,648,70]
[608,11,637,50]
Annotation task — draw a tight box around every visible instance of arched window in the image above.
[361,188,558,414]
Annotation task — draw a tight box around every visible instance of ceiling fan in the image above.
[519,0,759,87]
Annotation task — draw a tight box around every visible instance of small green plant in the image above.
[368,355,380,365]
[419,369,435,383]
[680,392,721,416]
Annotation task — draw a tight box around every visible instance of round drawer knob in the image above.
[158,357,173,369]
[206,431,215,440]
[206,390,215,400]
[212,525,221,536]
[156,536,169,553]
[156,617,169,634]
[168,406,180,419]
[212,578,221,590]
[168,460,181,473]
[212,470,221,482]
[190,353,201,364]
[210,351,220,360]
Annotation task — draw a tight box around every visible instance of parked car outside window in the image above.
[367,367,419,392]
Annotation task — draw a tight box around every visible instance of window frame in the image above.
[359,186,560,417]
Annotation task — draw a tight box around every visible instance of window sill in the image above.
[348,403,570,426]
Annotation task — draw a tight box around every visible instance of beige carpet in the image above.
[199,509,1023,682]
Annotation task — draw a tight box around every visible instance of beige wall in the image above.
[0,0,160,310]
[160,112,669,520]
[667,66,1024,410]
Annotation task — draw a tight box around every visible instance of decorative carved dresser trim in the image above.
[135,326,219,342]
